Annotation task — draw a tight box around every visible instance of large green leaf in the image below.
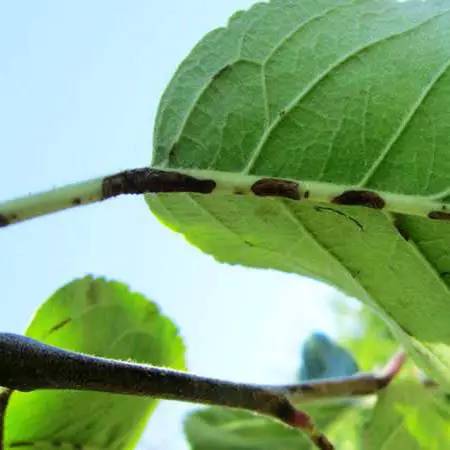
[364,379,450,449]
[4,276,185,450]
[334,302,398,371]
[185,407,311,450]
[147,0,450,386]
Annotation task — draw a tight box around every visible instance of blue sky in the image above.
[0,2,345,448]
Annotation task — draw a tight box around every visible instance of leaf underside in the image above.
[364,379,450,449]
[4,277,185,450]
[147,0,450,386]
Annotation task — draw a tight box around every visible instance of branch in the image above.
[0,168,215,227]
[0,388,11,450]
[2,166,449,228]
[0,334,406,450]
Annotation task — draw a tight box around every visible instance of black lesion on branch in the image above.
[102,168,216,199]
[332,190,385,209]
[428,210,450,221]
[251,178,301,200]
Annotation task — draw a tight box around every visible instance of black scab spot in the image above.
[102,168,216,198]
[304,190,310,199]
[234,188,245,195]
[332,190,385,209]
[72,197,82,206]
[428,211,450,221]
[251,178,300,200]
[48,318,72,335]
[0,214,9,227]
[9,441,35,447]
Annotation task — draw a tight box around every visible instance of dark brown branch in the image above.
[0,388,11,450]
[0,335,406,450]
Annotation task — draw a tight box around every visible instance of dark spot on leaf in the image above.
[212,64,231,81]
[304,190,310,199]
[251,178,300,200]
[72,197,81,206]
[0,214,9,227]
[314,206,363,231]
[332,190,385,209]
[234,188,244,195]
[10,442,35,447]
[244,240,254,247]
[102,168,216,198]
[428,211,450,221]
[48,318,72,335]
[279,110,286,118]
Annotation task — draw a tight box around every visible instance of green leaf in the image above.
[299,332,358,381]
[364,379,450,450]
[334,302,397,371]
[4,276,185,450]
[184,407,312,450]
[147,0,450,387]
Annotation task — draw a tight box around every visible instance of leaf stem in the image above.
[2,166,450,228]
[0,334,406,450]
[0,168,215,227]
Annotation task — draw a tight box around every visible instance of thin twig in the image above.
[0,168,215,227]
[0,334,406,449]
[1,166,449,228]
[281,351,406,403]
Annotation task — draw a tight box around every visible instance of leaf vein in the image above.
[241,9,450,174]
[359,55,450,187]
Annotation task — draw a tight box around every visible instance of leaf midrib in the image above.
[152,167,450,218]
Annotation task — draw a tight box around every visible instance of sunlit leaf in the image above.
[364,379,450,450]
[4,276,185,450]
[148,0,450,387]
[185,407,311,450]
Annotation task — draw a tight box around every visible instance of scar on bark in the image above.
[428,211,450,221]
[314,206,363,231]
[332,190,385,209]
[102,169,216,199]
[251,178,300,200]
